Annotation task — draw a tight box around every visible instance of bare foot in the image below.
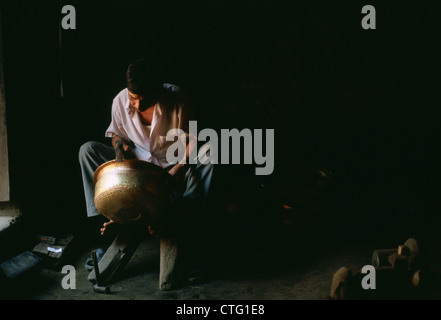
[100,219,116,236]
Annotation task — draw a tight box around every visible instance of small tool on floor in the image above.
[32,234,74,269]
[92,250,111,294]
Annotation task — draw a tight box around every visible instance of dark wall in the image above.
[1,1,441,235]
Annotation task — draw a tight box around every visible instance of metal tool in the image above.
[92,250,111,294]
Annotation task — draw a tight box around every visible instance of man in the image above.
[79,58,214,284]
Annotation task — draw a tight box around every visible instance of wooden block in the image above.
[403,237,420,258]
[398,245,410,256]
[388,253,413,272]
[412,269,421,287]
[329,266,353,300]
[372,249,397,268]
[159,237,181,291]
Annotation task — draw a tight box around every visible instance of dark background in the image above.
[1,0,441,240]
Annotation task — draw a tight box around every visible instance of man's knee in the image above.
[79,141,97,160]
[185,162,215,197]
[196,162,214,180]
[79,141,116,170]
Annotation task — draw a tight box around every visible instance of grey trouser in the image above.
[78,141,214,218]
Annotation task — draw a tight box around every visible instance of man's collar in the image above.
[124,98,134,115]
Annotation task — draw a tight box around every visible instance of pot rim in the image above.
[93,159,167,184]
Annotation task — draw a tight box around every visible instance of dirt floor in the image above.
[2,215,433,302]
[2,237,367,301]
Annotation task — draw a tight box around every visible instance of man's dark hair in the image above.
[126,58,163,103]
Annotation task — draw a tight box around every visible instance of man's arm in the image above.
[168,91,197,176]
[168,135,195,176]
[106,89,133,150]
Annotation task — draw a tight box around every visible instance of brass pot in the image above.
[93,141,168,224]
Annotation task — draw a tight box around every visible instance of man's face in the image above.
[128,90,149,112]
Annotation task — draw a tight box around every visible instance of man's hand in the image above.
[112,135,135,159]
[112,136,131,152]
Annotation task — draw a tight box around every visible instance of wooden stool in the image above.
[88,227,181,291]
[159,237,181,290]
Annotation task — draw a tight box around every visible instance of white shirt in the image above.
[105,84,192,168]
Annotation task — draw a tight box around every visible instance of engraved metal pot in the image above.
[93,141,168,224]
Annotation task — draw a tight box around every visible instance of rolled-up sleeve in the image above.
[105,92,130,141]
